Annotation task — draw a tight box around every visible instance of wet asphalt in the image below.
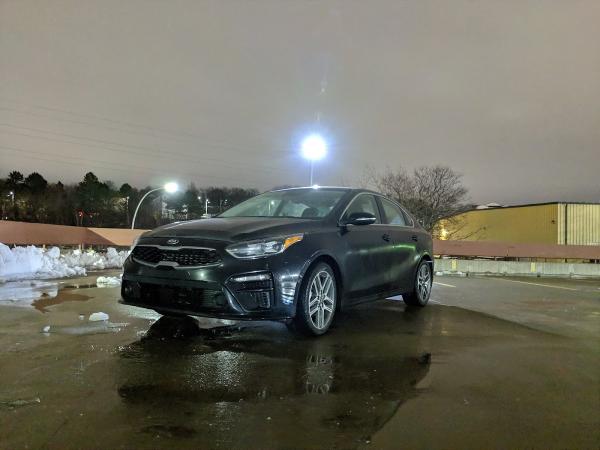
[0,273,598,449]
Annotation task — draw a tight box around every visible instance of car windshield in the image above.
[218,188,347,219]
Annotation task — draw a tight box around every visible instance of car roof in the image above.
[270,186,377,195]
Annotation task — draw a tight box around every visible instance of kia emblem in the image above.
[166,239,180,245]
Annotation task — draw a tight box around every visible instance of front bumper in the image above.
[120,241,306,320]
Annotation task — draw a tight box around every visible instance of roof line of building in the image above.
[468,201,600,212]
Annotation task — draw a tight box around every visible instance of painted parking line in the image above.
[429,299,443,305]
[433,281,456,288]
[494,278,578,291]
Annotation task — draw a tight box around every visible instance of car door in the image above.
[377,197,419,293]
[339,194,391,300]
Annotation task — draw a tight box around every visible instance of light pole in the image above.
[301,134,327,185]
[131,182,178,229]
[205,198,210,215]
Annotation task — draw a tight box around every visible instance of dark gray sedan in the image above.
[121,187,433,335]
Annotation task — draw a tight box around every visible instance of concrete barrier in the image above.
[0,221,147,247]
[1,220,599,271]
[435,258,600,278]
[434,239,600,260]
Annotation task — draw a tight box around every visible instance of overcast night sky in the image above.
[1,0,599,205]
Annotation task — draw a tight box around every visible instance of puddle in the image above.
[115,314,431,446]
[0,281,58,306]
[61,283,98,290]
[33,291,92,313]
[0,397,41,410]
[140,424,197,439]
[42,321,128,335]
[0,279,99,312]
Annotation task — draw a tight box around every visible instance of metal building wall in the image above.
[558,203,600,245]
[441,203,600,246]
[440,204,559,244]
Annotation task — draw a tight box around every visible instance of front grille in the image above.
[122,281,226,312]
[132,245,221,267]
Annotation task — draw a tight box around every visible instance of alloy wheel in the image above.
[308,270,336,330]
[417,263,431,301]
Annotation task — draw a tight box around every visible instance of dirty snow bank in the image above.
[96,275,122,287]
[0,244,129,282]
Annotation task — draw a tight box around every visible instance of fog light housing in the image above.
[121,280,141,299]
[227,272,274,310]
[230,273,271,283]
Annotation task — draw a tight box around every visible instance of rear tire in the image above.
[403,260,432,307]
[291,262,337,336]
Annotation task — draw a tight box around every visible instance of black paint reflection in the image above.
[116,303,432,448]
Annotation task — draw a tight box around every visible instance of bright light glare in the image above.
[312,184,320,189]
[301,134,327,161]
[163,182,179,193]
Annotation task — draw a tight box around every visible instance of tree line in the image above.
[0,171,258,228]
[1,165,470,237]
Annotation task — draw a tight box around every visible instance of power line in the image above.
[0,124,285,174]
[0,103,291,159]
[0,145,266,187]
[0,96,286,149]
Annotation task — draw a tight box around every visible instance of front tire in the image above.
[403,260,432,306]
[291,262,337,336]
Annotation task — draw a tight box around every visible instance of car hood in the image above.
[144,217,323,242]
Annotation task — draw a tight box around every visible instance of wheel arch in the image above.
[296,252,345,311]
[421,252,433,268]
[409,252,434,290]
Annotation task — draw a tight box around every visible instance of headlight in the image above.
[226,234,303,259]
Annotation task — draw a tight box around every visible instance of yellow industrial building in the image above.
[438,202,600,246]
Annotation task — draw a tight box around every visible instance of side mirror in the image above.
[342,212,377,226]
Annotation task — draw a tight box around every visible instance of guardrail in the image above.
[1,221,599,259]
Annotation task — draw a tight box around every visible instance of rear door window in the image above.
[380,198,407,226]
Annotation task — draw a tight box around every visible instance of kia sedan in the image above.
[121,187,433,335]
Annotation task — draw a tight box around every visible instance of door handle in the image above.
[411,235,418,242]
[382,233,391,242]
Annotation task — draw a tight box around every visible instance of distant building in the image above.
[438,202,600,246]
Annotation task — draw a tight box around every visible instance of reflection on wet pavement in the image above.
[0,280,58,305]
[116,314,430,448]
[33,291,92,313]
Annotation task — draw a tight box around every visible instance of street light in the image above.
[131,182,179,229]
[301,134,327,185]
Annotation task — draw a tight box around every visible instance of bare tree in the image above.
[364,165,470,235]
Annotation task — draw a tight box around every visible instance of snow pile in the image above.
[96,276,122,287]
[61,247,129,271]
[0,244,129,282]
[88,311,110,322]
[0,244,86,280]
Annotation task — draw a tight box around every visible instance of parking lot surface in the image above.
[0,273,598,449]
